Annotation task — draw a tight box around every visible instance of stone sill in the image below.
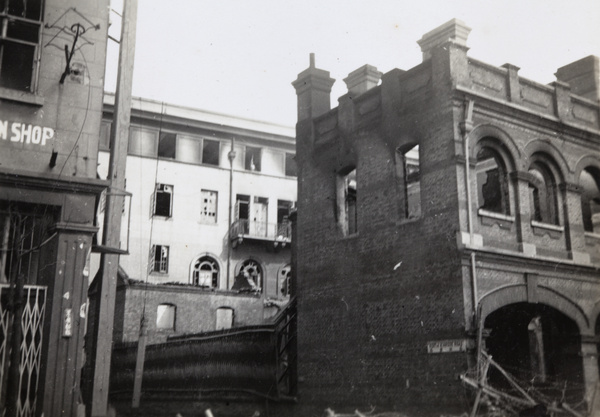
[478,209,515,230]
[585,232,600,245]
[531,220,564,239]
[0,86,44,106]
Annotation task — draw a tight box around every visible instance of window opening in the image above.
[200,190,218,223]
[156,304,175,330]
[401,145,421,219]
[279,264,291,297]
[579,167,600,233]
[215,307,233,330]
[158,132,176,159]
[202,139,220,166]
[0,0,43,92]
[150,244,169,274]
[476,147,510,214]
[277,200,293,238]
[285,153,297,177]
[192,256,219,288]
[245,146,262,172]
[153,184,173,217]
[176,135,202,163]
[528,163,558,225]
[235,194,250,233]
[336,168,357,235]
[128,127,158,157]
[232,259,263,293]
[252,197,268,237]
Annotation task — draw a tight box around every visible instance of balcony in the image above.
[230,219,291,248]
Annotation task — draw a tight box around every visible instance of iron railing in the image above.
[229,219,292,243]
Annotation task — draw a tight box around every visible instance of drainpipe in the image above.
[226,138,236,289]
[461,99,479,346]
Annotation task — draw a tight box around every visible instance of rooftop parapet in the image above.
[417,18,471,61]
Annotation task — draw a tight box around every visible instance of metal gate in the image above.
[0,284,47,417]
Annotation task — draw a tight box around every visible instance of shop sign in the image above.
[0,119,54,146]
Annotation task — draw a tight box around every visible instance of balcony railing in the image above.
[229,219,291,247]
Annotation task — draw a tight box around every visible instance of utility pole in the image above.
[226,138,236,288]
[85,0,138,415]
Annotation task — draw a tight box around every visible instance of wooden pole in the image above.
[86,0,137,415]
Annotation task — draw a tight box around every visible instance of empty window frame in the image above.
[277,200,293,238]
[245,146,262,172]
[528,162,559,225]
[336,167,357,235]
[192,256,219,288]
[156,304,176,330]
[0,0,44,92]
[153,184,173,217]
[128,126,158,157]
[279,264,291,298]
[579,167,600,233]
[200,190,218,223]
[202,139,220,166]
[176,134,202,163]
[158,132,177,159]
[285,153,297,177]
[238,259,263,292]
[151,244,169,274]
[396,145,421,219]
[476,147,510,215]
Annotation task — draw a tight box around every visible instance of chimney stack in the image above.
[555,55,600,102]
[292,53,336,121]
[417,19,471,61]
[343,64,382,96]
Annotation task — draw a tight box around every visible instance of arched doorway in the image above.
[484,303,585,404]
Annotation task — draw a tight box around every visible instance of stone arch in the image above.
[479,284,591,335]
[468,124,521,170]
[574,154,600,180]
[523,139,572,180]
[233,257,267,293]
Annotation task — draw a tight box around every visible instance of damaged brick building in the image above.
[291,19,600,415]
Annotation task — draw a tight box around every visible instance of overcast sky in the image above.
[104,0,600,127]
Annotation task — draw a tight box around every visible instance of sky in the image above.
[104,0,600,127]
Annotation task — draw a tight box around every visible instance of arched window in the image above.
[528,161,559,225]
[579,167,600,233]
[476,147,510,215]
[234,259,263,292]
[192,256,219,288]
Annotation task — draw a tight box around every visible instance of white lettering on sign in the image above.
[0,119,54,146]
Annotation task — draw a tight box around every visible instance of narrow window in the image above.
[153,184,173,217]
[151,244,169,274]
[156,304,176,330]
[285,153,297,177]
[200,190,218,223]
[336,168,357,235]
[279,264,291,298]
[277,200,293,239]
[579,167,600,233]
[0,0,44,92]
[476,147,509,214]
[528,163,558,225]
[192,256,219,288]
[245,146,262,172]
[403,145,421,219]
[158,132,177,159]
[128,127,158,157]
[202,139,220,166]
[235,194,250,233]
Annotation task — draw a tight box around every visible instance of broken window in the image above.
[233,259,263,292]
[579,167,600,233]
[336,167,357,236]
[158,132,176,159]
[245,146,262,172]
[0,0,43,92]
[279,264,291,298]
[156,303,175,330]
[285,153,297,177]
[153,184,173,217]
[202,139,220,166]
[150,244,169,274]
[476,147,510,214]
[200,190,218,223]
[235,194,250,233]
[128,126,158,157]
[528,162,558,225]
[277,200,293,238]
[192,255,219,288]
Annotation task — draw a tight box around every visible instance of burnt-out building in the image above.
[0,0,109,416]
[291,19,600,415]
